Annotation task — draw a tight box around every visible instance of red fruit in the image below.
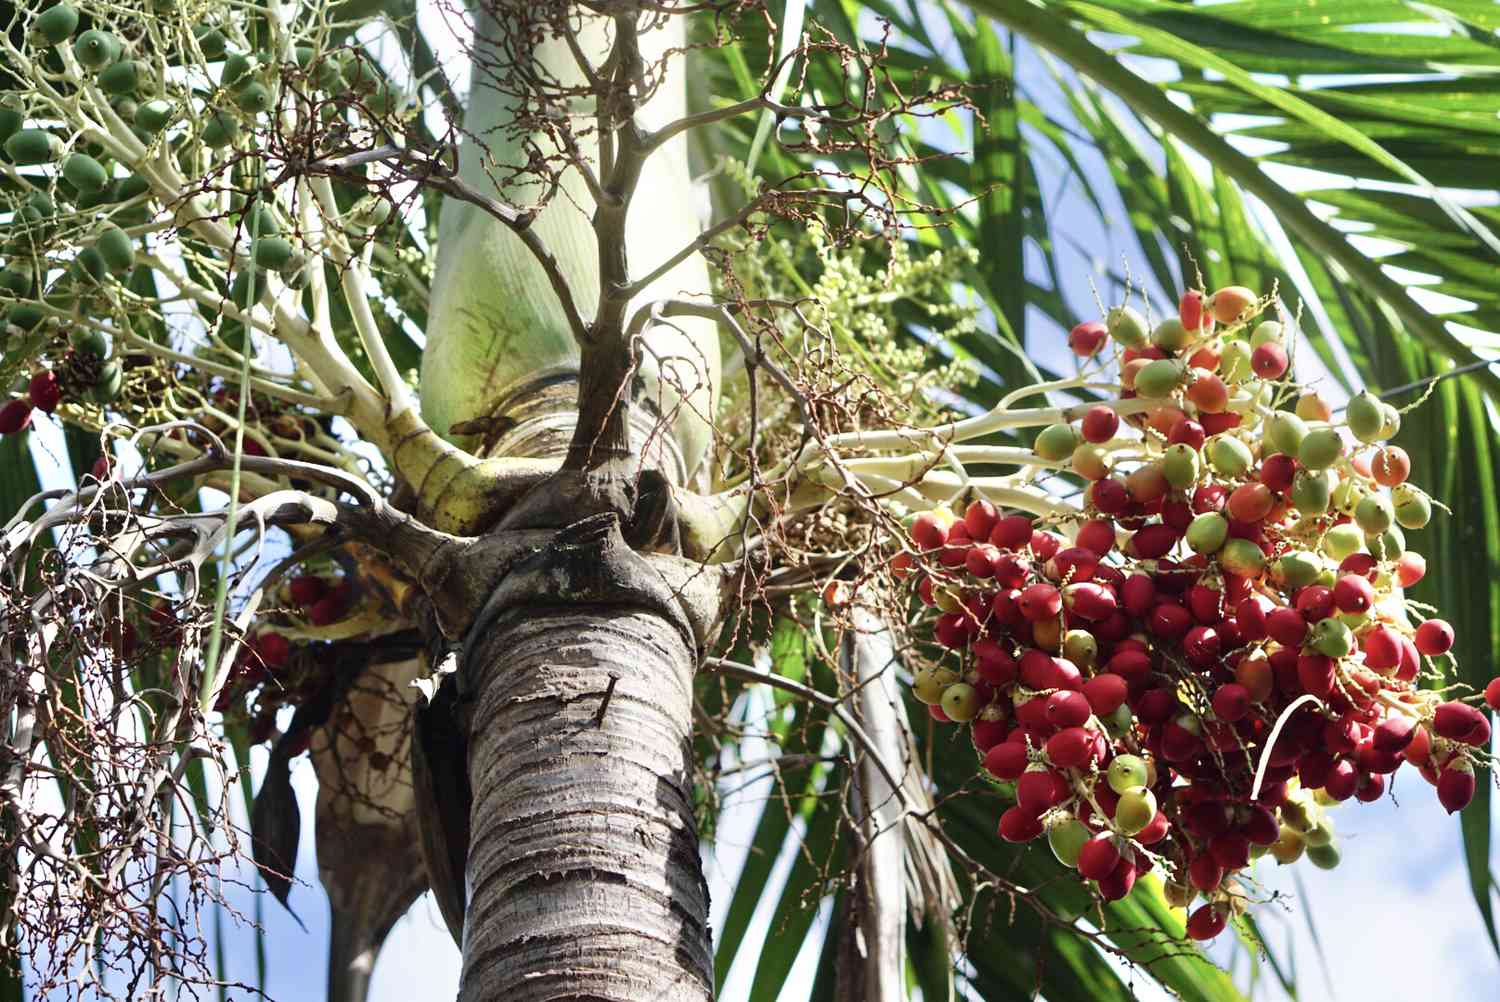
[1201,411,1242,436]
[1414,619,1454,656]
[1251,342,1289,379]
[1031,531,1063,562]
[992,552,1030,589]
[1397,552,1426,588]
[1168,418,1206,452]
[1183,625,1222,667]
[1187,372,1229,414]
[1332,574,1375,615]
[1045,691,1093,729]
[1069,320,1109,357]
[910,512,949,551]
[984,741,1030,781]
[1097,856,1139,901]
[1077,836,1122,880]
[307,595,345,626]
[974,639,1017,685]
[1259,452,1297,492]
[1081,405,1120,444]
[1339,553,1378,580]
[965,543,1000,579]
[963,498,999,542]
[1485,677,1500,712]
[1188,584,1224,624]
[1046,727,1094,769]
[998,806,1044,842]
[1088,479,1130,515]
[1162,721,1203,763]
[1235,595,1271,641]
[1371,446,1411,487]
[1075,519,1115,557]
[1243,805,1280,845]
[929,703,951,723]
[1018,582,1062,622]
[1433,701,1490,746]
[1355,772,1386,803]
[1294,585,1335,622]
[0,399,33,435]
[1053,546,1099,583]
[1192,483,1228,514]
[1127,524,1180,559]
[990,515,1033,550]
[1373,716,1417,753]
[1359,627,1401,674]
[1209,833,1250,870]
[1080,674,1127,717]
[1263,607,1307,648]
[1149,602,1193,641]
[288,575,329,607]
[1179,290,1210,332]
[1212,683,1250,722]
[256,632,291,668]
[1016,769,1067,814]
[1063,581,1116,621]
[1326,759,1360,801]
[1187,904,1227,942]
[1397,637,1420,682]
[1136,810,1171,845]
[28,371,61,413]
[972,717,1009,752]
[1105,648,1152,682]
[1438,764,1476,814]
[1297,654,1336,698]
[1188,854,1224,892]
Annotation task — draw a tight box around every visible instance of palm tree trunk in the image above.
[457,605,713,1001]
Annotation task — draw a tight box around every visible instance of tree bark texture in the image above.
[458,606,713,1001]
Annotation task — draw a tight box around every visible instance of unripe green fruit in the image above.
[1207,435,1253,477]
[114,173,149,202]
[195,27,227,59]
[1162,442,1201,489]
[1368,525,1405,561]
[1106,305,1148,348]
[1298,428,1344,470]
[941,683,982,723]
[222,51,257,89]
[1269,825,1305,864]
[111,96,138,122]
[230,268,267,305]
[245,204,280,237]
[1107,755,1149,795]
[1265,410,1308,458]
[135,99,173,133]
[6,304,45,330]
[73,245,106,283]
[1103,703,1133,738]
[1219,538,1266,577]
[0,267,29,296]
[1274,551,1321,590]
[1135,358,1186,400]
[1392,485,1431,530]
[63,152,108,193]
[1306,842,1341,870]
[1048,818,1091,868]
[1379,402,1402,439]
[252,237,295,272]
[1321,523,1365,561]
[88,360,123,403]
[201,109,239,147]
[1290,469,1331,515]
[1354,493,1394,534]
[1186,512,1228,555]
[1114,788,1157,836]
[1217,339,1252,384]
[1034,423,1081,462]
[234,82,273,114]
[1309,618,1354,658]
[0,103,21,146]
[1250,320,1283,347]
[1331,476,1363,516]
[1346,391,1385,443]
[912,668,958,705]
[33,4,80,46]
[73,29,120,70]
[1302,817,1335,848]
[97,60,141,96]
[95,225,133,273]
[1151,317,1189,352]
[4,128,63,165]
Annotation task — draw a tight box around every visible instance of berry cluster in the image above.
[899,286,1498,939]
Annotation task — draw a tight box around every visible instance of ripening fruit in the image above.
[1219,538,1266,577]
[1371,445,1410,486]
[73,29,121,69]
[1034,423,1081,462]
[33,4,80,46]
[1296,391,1333,422]
[1068,320,1108,357]
[1186,371,1228,413]
[998,806,1044,843]
[1080,405,1119,444]
[941,683,982,723]
[1209,285,1255,324]
[1115,788,1157,836]
[1107,754,1149,795]
[1179,290,1209,332]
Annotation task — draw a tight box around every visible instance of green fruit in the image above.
[97,60,141,96]
[1063,629,1097,668]
[1160,442,1200,489]
[1219,339,1253,383]
[222,51,257,88]
[1048,818,1091,868]
[33,4,80,46]
[4,128,63,164]
[1034,423,1080,462]
[244,204,280,237]
[252,236,296,274]
[1378,402,1402,440]
[1275,551,1321,589]
[114,173,149,202]
[1346,391,1385,444]
[1302,815,1334,847]
[88,360,123,403]
[111,97,138,122]
[295,46,317,68]
[201,109,239,147]
[1186,512,1228,555]
[62,152,109,193]
[1354,493,1394,535]
[135,99,173,132]
[1331,476,1364,516]
[1392,485,1431,530]
[1290,469,1331,515]
[234,82,273,114]
[72,245,106,283]
[1321,523,1365,561]
[70,326,110,357]
[1107,755,1149,795]
[0,103,21,146]
[1310,618,1354,658]
[1106,305,1148,348]
[1114,787,1157,836]
[343,56,381,92]
[1220,538,1266,577]
[1207,435,1253,477]
[230,268,267,305]
[73,29,120,70]
[1265,410,1308,458]
[0,268,30,297]
[5,304,45,330]
[95,225,134,273]
[1298,428,1343,470]
[1368,525,1405,561]
[1250,320,1283,347]
[941,683,982,723]
[1306,842,1341,870]
[1151,317,1189,352]
[1135,358,1185,400]
[1269,825,1305,865]
[911,668,956,706]
[195,27,227,59]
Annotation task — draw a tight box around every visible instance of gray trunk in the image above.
[458,605,713,1001]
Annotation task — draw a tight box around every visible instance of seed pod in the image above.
[201,109,239,147]
[95,224,134,273]
[4,128,63,164]
[135,99,173,132]
[97,60,141,96]
[88,360,123,403]
[1297,428,1343,470]
[63,152,109,193]
[1346,390,1385,443]
[73,29,121,70]
[1106,305,1148,348]
[33,4,81,46]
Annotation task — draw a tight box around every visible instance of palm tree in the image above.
[1,2,1495,1001]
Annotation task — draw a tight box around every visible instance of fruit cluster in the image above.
[899,286,1498,939]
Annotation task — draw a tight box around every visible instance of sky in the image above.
[16,3,1500,1001]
